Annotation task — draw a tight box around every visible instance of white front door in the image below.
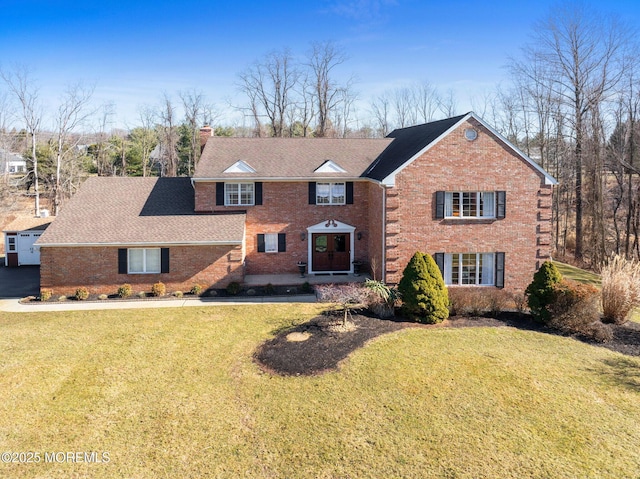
[18,232,42,265]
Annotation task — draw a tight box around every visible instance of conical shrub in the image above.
[398,252,449,324]
[525,260,562,322]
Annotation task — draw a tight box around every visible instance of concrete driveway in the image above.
[0,264,40,298]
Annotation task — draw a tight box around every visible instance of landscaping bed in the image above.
[256,311,640,376]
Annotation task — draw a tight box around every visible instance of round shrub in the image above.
[117,283,133,298]
[98,294,108,300]
[226,281,241,296]
[398,252,449,324]
[40,289,53,302]
[151,282,166,297]
[173,290,183,298]
[525,261,562,322]
[190,284,203,296]
[75,287,89,301]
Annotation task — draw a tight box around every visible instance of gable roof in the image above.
[37,177,245,246]
[362,114,468,182]
[195,137,394,180]
[363,112,557,186]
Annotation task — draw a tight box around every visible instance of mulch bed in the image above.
[254,312,640,376]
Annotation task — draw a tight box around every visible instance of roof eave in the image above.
[36,240,244,247]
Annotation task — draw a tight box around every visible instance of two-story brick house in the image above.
[37,112,556,296]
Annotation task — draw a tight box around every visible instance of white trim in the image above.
[224,182,255,206]
[381,112,558,186]
[314,160,347,173]
[306,220,355,274]
[127,247,161,274]
[315,182,346,205]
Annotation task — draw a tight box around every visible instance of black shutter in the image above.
[495,252,505,288]
[435,191,445,219]
[346,181,354,204]
[496,191,506,219]
[257,234,265,253]
[278,233,286,252]
[255,182,263,205]
[308,182,316,205]
[216,182,225,206]
[434,252,445,278]
[118,248,128,274]
[161,248,170,273]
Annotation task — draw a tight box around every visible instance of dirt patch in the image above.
[255,312,640,376]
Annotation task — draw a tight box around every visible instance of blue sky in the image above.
[2,0,640,130]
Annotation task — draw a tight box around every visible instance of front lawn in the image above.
[1,304,640,478]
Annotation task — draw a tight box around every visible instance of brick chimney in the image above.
[200,126,213,152]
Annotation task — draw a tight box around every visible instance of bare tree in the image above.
[134,105,156,177]
[94,102,115,176]
[237,48,300,137]
[179,89,205,174]
[52,82,94,214]
[1,66,43,216]
[157,93,179,176]
[308,41,350,137]
[517,3,629,261]
[371,93,391,137]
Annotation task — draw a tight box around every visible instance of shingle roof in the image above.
[195,137,394,179]
[37,177,245,246]
[363,114,468,181]
[3,216,53,233]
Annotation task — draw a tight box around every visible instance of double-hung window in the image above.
[316,182,345,205]
[225,183,254,206]
[436,191,505,219]
[435,252,505,288]
[128,248,161,274]
[445,192,495,218]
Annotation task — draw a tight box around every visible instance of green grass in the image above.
[1,304,640,478]
[554,261,602,286]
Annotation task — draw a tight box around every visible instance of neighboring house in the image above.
[37,112,556,295]
[0,149,27,175]
[3,217,53,266]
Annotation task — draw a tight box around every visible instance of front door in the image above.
[312,233,351,272]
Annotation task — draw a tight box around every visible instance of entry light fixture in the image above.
[357,232,363,241]
[300,232,306,241]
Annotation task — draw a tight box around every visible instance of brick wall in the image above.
[194,181,380,275]
[385,118,553,293]
[40,244,244,295]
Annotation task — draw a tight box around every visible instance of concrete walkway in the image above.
[0,294,318,313]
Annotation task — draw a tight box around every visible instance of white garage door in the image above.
[17,232,42,265]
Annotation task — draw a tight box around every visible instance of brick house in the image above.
[37,112,556,295]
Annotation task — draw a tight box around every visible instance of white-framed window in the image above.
[225,182,254,206]
[264,233,278,253]
[316,182,345,205]
[7,237,16,252]
[128,248,161,274]
[445,192,495,218]
[444,253,495,286]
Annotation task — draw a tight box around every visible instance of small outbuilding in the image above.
[3,216,54,267]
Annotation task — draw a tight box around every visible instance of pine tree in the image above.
[398,252,449,324]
